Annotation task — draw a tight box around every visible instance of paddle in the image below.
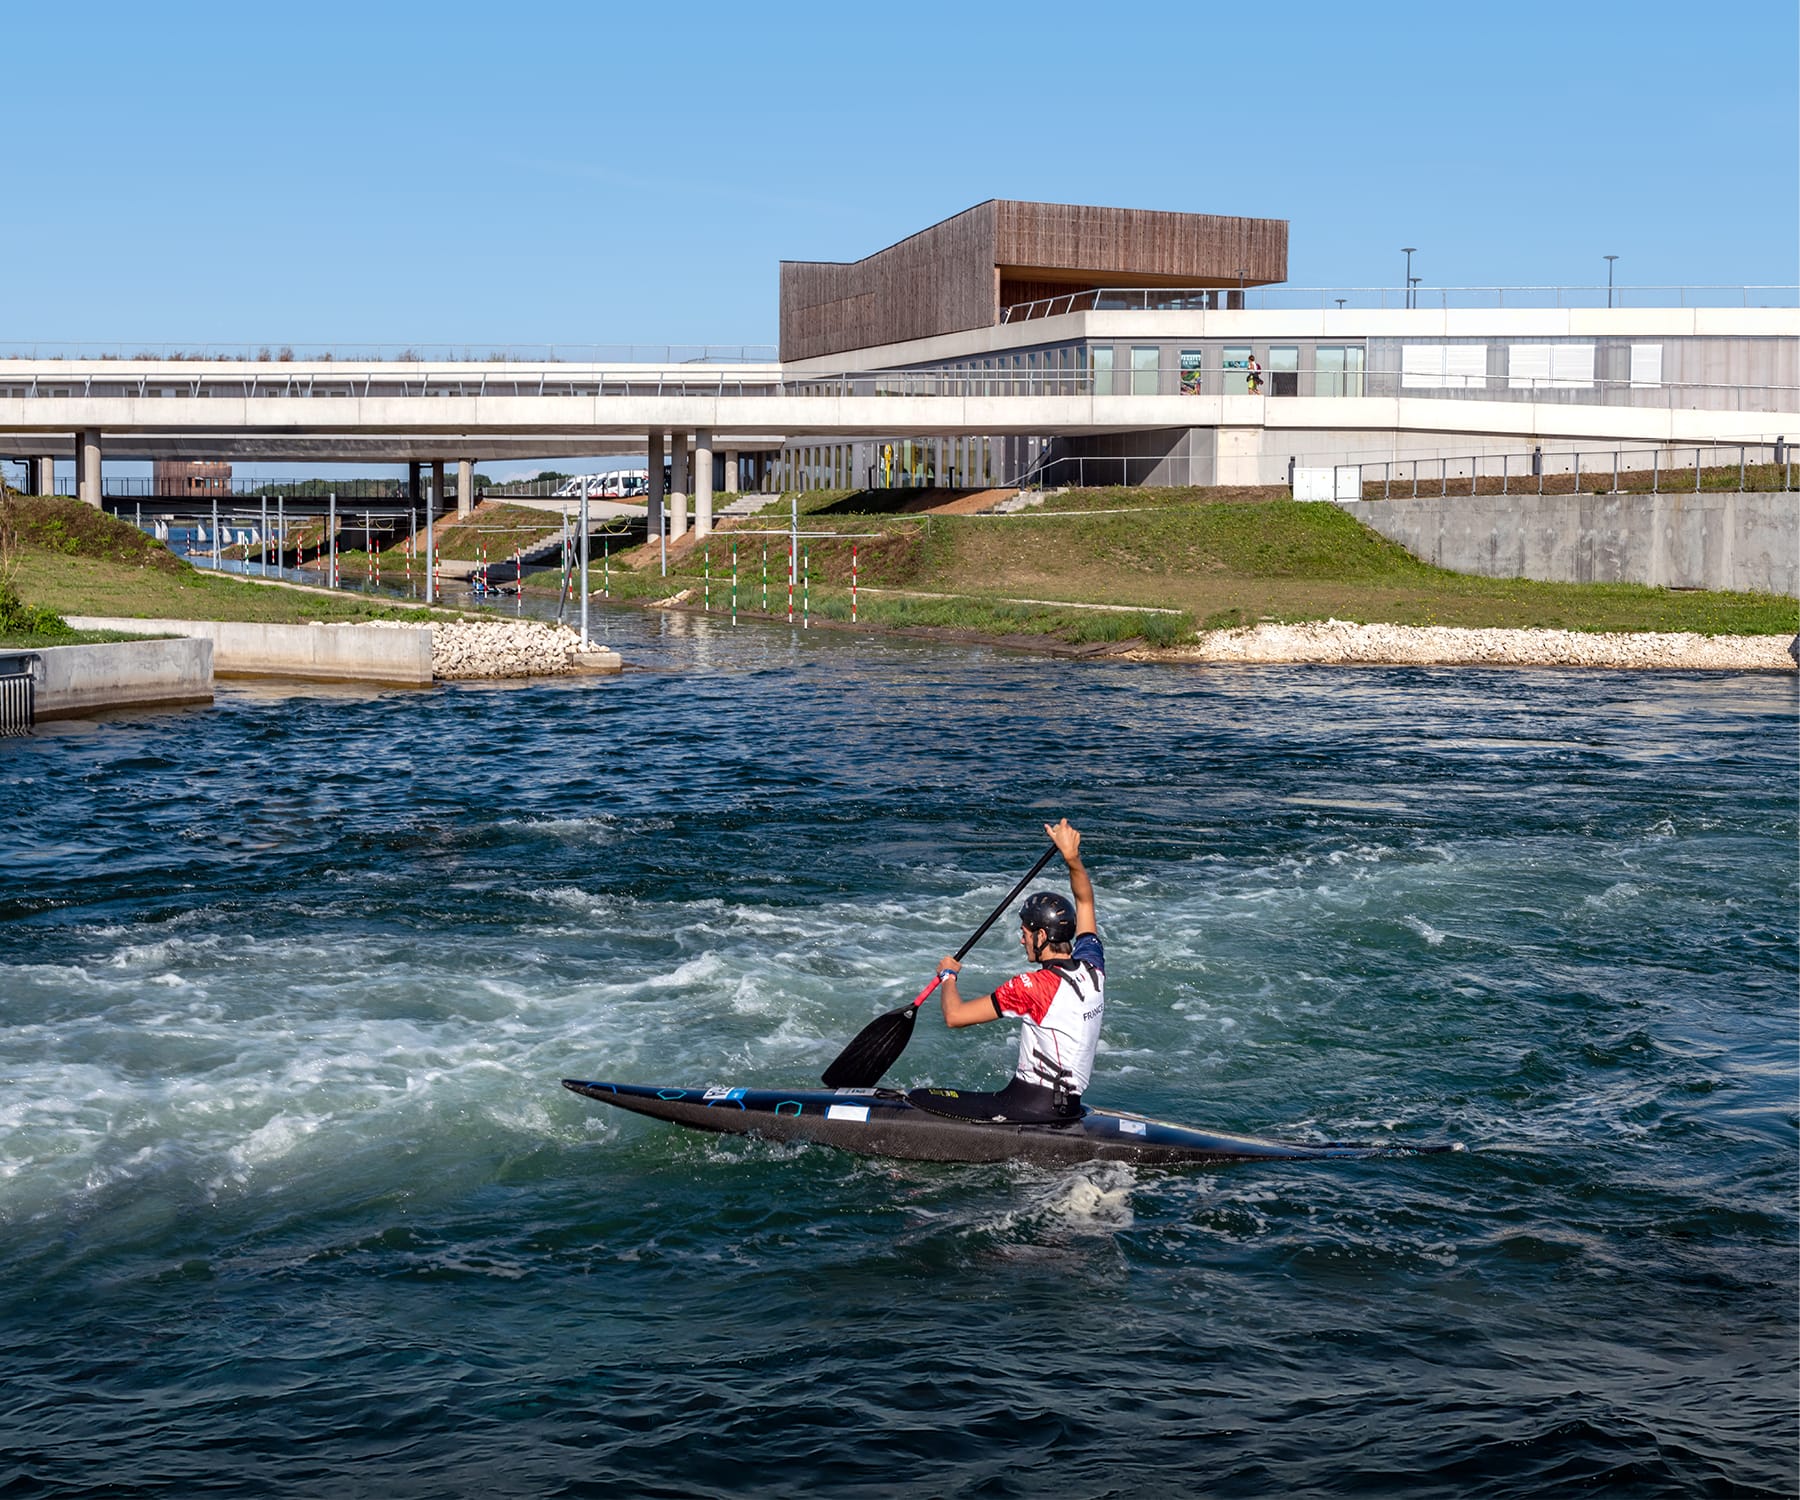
[820,843,1060,1088]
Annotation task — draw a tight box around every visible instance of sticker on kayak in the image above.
[832,1088,876,1096]
[826,1104,871,1123]
[1117,1118,1147,1136]
[702,1087,746,1101]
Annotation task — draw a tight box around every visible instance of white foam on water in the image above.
[1042,1164,1138,1229]
[1401,915,1449,946]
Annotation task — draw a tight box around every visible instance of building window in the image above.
[1508,343,1595,391]
[1179,350,1203,394]
[1629,344,1663,389]
[1315,346,1365,397]
[1402,344,1488,389]
[1268,346,1298,397]
[1131,346,1159,396]
[1223,346,1252,396]
[1091,347,1114,396]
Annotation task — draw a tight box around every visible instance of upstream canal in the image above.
[2,610,1795,1497]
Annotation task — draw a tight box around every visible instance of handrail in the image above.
[0,341,779,365]
[999,285,1800,320]
[3,364,1794,409]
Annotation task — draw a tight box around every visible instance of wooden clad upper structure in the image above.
[780,199,1288,361]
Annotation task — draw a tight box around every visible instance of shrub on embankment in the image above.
[3,493,188,574]
[0,583,75,641]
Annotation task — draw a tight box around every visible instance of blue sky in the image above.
[8,0,1796,356]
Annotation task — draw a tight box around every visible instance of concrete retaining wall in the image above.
[1345,491,1798,597]
[34,637,214,720]
[66,618,434,685]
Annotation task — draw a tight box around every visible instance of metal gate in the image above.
[0,653,38,735]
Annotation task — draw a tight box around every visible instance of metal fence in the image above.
[0,342,778,365]
[1353,441,1800,499]
[6,362,1798,415]
[1001,285,1800,320]
[0,654,36,735]
[994,441,1800,496]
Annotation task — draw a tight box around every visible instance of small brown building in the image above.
[780,199,1288,362]
[154,459,232,495]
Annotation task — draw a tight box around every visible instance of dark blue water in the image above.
[3,610,1795,1497]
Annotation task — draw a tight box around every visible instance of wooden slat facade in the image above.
[780,199,1287,361]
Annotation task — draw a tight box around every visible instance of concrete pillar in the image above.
[432,461,447,517]
[457,459,474,517]
[35,455,57,495]
[724,450,738,494]
[694,428,713,538]
[408,461,422,507]
[670,431,689,540]
[646,429,665,537]
[78,431,101,507]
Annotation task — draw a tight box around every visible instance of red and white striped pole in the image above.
[852,543,858,624]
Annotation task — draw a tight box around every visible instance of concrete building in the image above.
[1,200,1794,526]
[151,459,231,496]
[772,201,1799,490]
[781,200,1287,361]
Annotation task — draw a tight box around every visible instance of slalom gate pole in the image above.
[803,545,809,628]
[516,546,523,611]
[852,544,857,624]
[704,549,710,613]
[732,543,738,625]
[762,544,768,613]
[603,534,609,598]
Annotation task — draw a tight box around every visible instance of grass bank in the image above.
[9,490,1795,649]
[3,493,456,635]
[579,489,1797,641]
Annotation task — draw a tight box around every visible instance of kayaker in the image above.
[914,818,1104,1123]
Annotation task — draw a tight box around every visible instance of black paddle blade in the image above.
[821,1003,919,1088]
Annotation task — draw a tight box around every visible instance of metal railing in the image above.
[1352,441,1799,499]
[0,342,778,365]
[4,362,1796,415]
[0,654,36,735]
[1001,285,1800,320]
[898,442,1800,496]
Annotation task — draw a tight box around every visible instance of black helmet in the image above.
[1020,891,1075,944]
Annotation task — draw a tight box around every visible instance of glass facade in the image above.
[1131,347,1159,396]
[1315,346,1365,397]
[1268,346,1298,398]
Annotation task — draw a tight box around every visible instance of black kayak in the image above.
[562,1079,1463,1167]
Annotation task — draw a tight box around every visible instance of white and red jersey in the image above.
[990,933,1105,1095]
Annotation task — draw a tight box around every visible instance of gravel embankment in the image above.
[435,618,620,678]
[1135,621,1798,671]
[370,618,620,679]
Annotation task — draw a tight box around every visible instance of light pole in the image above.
[1604,254,1619,308]
[1402,247,1417,308]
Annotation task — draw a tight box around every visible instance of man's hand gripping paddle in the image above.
[820,844,1059,1089]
